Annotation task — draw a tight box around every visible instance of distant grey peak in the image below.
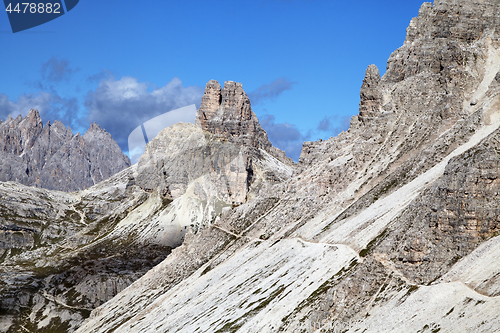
[0,111,130,192]
[87,122,106,133]
[195,79,294,164]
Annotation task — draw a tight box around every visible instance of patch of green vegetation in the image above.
[0,249,9,263]
[211,281,287,333]
[449,255,462,265]
[63,210,80,222]
[417,323,440,333]
[240,284,287,319]
[407,285,419,294]
[200,265,212,276]
[463,297,474,305]
[31,265,63,278]
[9,247,25,257]
[281,259,358,328]
[360,229,388,257]
[214,319,245,333]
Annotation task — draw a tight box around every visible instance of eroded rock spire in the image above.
[196,80,272,151]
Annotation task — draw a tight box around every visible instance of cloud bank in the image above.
[85,76,204,151]
[248,77,296,105]
[0,92,79,129]
[317,115,351,137]
[260,114,309,162]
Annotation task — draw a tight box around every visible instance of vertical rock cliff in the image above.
[0,81,295,332]
[74,1,500,332]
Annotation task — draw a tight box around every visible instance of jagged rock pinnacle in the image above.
[195,80,272,151]
[87,122,105,133]
[358,64,382,123]
[0,112,130,191]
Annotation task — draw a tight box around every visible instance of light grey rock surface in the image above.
[0,81,294,332]
[5,0,500,332]
[75,1,500,332]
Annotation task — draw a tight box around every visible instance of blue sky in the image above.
[0,0,426,161]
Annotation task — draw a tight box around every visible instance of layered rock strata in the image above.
[0,81,294,332]
[75,1,500,332]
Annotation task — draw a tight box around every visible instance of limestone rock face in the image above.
[75,1,500,333]
[358,64,382,123]
[136,123,252,204]
[196,80,291,162]
[0,168,173,333]
[137,80,294,207]
[385,0,500,84]
[0,110,131,192]
[0,80,295,333]
[8,1,500,332]
[195,80,266,148]
[377,129,500,286]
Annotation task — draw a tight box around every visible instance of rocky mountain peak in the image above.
[358,64,382,123]
[196,79,221,125]
[87,122,105,133]
[6,2,500,333]
[23,109,42,125]
[196,80,272,151]
[383,0,500,85]
[0,111,130,191]
[51,119,73,137]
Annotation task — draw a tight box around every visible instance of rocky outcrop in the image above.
[6,1,500,332]
[358,64,382,123]
[75,1,500,333]
[196,80,291,162]
[196,80,267,148]
[138,81,294,206]
[0,168,170,333]
[377,127,500,285]
[0,81,296,332]
[0,110,131,192]
[136,123,251,204]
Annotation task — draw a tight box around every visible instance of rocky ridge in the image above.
[0,82,293,332]
[0,110,131,192]
[73,0,500,332]
[3,0,500,332]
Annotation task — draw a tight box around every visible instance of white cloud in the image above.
[85,76,204,152]
[0,92,57,121]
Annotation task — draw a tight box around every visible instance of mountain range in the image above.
[2,0,500,332]
[0,110,130,192]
